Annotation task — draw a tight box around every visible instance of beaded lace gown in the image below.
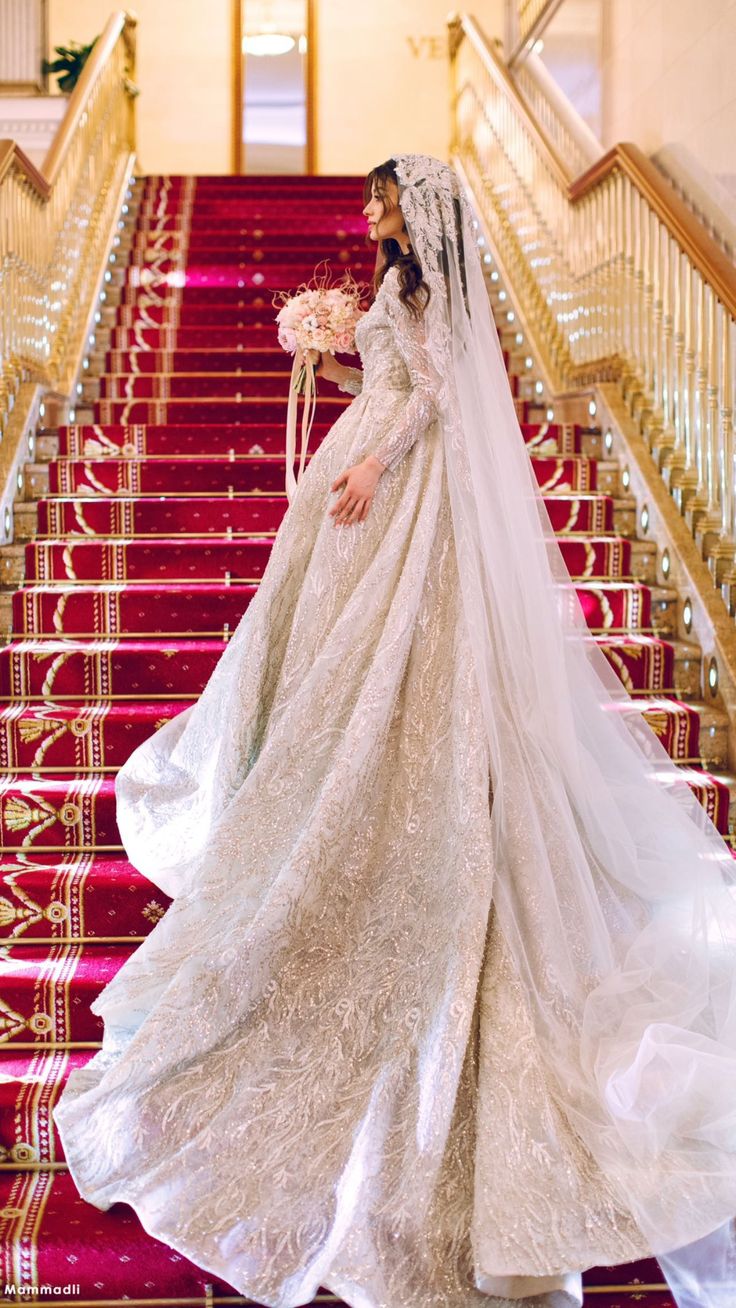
[53,264,652,1308]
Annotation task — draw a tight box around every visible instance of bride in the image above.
[53,154,736,1308]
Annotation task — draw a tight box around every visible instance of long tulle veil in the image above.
[390,151,736,1306]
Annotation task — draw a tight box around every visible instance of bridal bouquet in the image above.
[273,264,366,501]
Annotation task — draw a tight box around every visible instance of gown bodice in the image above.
[353,282,415,395]
[338,264,441,472]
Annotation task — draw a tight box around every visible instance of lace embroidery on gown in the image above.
[53,265,649,1308]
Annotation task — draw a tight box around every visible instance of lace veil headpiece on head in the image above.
[390,151,736,1306]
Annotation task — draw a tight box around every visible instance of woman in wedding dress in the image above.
[53,155,736,1308]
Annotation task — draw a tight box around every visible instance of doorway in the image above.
[234,0,316,174]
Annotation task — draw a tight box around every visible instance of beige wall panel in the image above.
[315,0,504,174]
[600,0,736,182]
[48,1,505,176]
[49,0,233,174]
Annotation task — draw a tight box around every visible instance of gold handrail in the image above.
[510,53,601,178]
[461,14,570,187]
[0,9,137,425]
[44,11,137,186]
[0,140,49,194]
[0,12,137,192]
[450,12,736,610]
[506,0,564,65]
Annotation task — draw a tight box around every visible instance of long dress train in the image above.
[53,265,655,1308]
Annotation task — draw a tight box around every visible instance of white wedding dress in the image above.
[53,264,658,1308]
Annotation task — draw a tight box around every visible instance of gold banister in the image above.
[459,14,571,188]
[571,144,736,319]
[505,0,565,65]
[43,10,137,187]
[0,140,49,194]
[0,9,137,436]
[450,12,736,615]
[456,14,736,314]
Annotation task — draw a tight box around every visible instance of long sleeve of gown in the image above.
[337,366,363,396]
[372,294,441,473]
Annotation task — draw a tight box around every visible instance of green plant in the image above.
[42,37,98,94]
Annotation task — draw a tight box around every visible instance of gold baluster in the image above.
[684,274,709,531]
[675,257,699,508]
[718,313,736,610]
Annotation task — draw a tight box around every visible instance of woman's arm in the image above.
[371,293,441,472]
[336,366,363,396]
[314,351,363,395]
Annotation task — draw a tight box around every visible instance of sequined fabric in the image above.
[53,265,648,1308]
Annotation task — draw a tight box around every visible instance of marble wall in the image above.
[536,0,736,193]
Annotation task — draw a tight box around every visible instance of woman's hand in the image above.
[306,349,353,386]
[329,455,386,526]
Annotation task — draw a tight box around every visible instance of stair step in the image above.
[10,583,258,637]
[19,462,49,500]
[28,492,619,539]
[87,396,352,425]
[6,579,658,640]
[613,697,730,768]
[0,1049,93,1160]
[694,702,732,768]
[48,420,337,457]
[0,701,192,772]
[20,535,638,584]
[13,501,39,544]
[628,537,659,584]
[649,584,679,636]
[0,942,125,1040]
[102,346,311,371]
[34,433,59,462]
[45,420,587,459]
[0,854,169,943]
[0,757,729,852]
[0,544,26,588]
[77,396,584,432]
[24,538,275,583]
[592,634,702,698]
[0,1170,246,1296]
[0,638,226,700]
[11,524,647,591]
[0,694,720,774]
[93,372,321,400]
[0,633,697,703]
[107,322,351,349]
[41,453,599,497]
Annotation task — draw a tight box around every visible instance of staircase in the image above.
[0,169,723,1306]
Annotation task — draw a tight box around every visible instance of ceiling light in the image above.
[243,33,295,55]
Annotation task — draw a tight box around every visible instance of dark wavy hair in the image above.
[363,159,431,320]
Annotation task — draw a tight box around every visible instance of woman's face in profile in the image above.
[363,177,406,245]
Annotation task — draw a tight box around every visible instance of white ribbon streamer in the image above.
[285,347,318,503]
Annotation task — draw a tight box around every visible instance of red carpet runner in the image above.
[2,170,723,1304]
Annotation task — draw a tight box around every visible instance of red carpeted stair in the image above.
[0,170,720,1304]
